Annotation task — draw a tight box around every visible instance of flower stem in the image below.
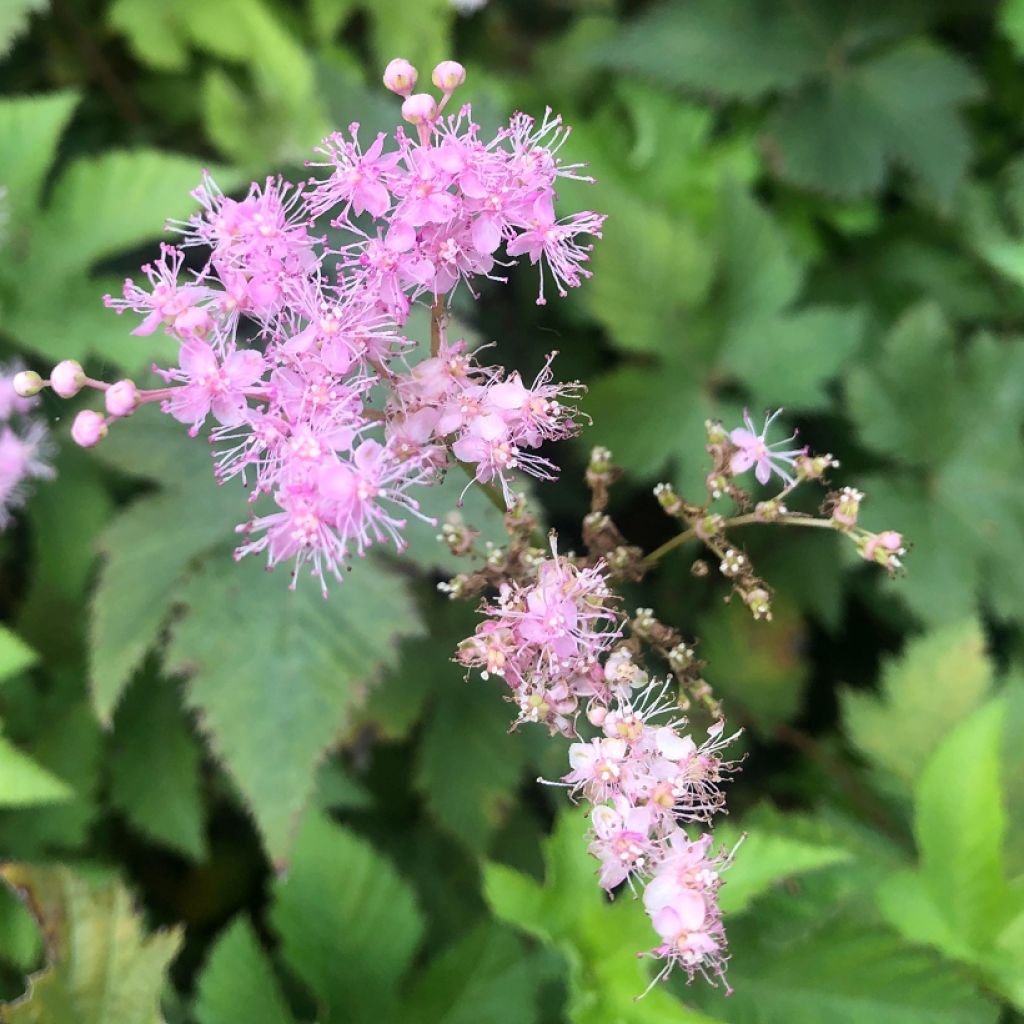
[643,513,839,568]
[430,295,446,357]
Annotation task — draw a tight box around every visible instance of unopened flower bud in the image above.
[755,499,786,522]
[668,642,696,671]
[12,370,43,397]
[654,482,683,515]
[741,585,772,620]
[706,472,729,499]
[432,60,466,92]
[71,409,107,448]
[401,93,437,125]
[797,452,837,481]
[859,530,905,571]
[587,704,608,727]
[831,486,863,529]
[705,419,727,446]
[589,446,614,474]
[719,548,747,578]
[695,513,724,541]
[105,380,139,418]
[50,359,86,399]
[383,58,417,96]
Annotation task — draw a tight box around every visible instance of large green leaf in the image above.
[0,627,36,684]
[415,666,530,853]
[914,699,1012,950]
[403,924,540,1024]
[588,0,824,101]
[842,619,993,795]
[846,306,1024,623]
[0,1,46,58]
[714,818,854,916]
[194,916,295,1024]
[875,693,1024,1006]
[693,915,999,1024]
[90,489,239,723]
[108,674,207,860]
[1,865,181,1024]
[765,42,982,204]
[165,554,423,864]
[0,730,73,808]
[270,813,424,1024]
[0,92,78,230]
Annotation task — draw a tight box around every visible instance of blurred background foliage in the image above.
[0,0,1023,1021]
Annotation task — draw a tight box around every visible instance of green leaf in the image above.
[107,0,191,71]
[416,668,529,852]
[842,619,993,795]
[0,730,74,807]
[270,813,424,1024]
[1,865,181,1024]
[764,79,889,198]
[720,305,866,411]
[585,189,713,356]
[714,818,854,916]
[765,42,982,204]
[588,0,823,101]
[35,149,230,275]
[194,916,295,1024]
[184,0,328,166]
[361,0,454,74]
[485,810,721,1023]
[403,924,539,1024]
[165,554,423,864]
[109,674,207,860]
[716,183,803,322]
[698,596,809,734]
[90,487,240,723]
[0,700,103,858]
[846,306,1024,623]
[693,915,999,1024]
[0,92,78,229]
[0,1,46,58]
[914,698,1013,949]
[0,628,36,684]
[1001,0,1024,58]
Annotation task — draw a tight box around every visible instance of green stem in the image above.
[643,512,839,568]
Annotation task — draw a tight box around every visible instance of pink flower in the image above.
[729,408,805,486]
[163,340,266,434]
[307,129,400,220]
[506,193,605,304]
[589,798,657,890]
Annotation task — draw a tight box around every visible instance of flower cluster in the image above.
[0,365,53,530]
[16,58,603,594]
[458,547,740,990]
[456,549,619,734]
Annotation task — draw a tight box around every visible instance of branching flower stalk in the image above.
[13,58,904,994]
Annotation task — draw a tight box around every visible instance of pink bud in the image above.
[878,530,903,550]
[71,410,108,448]
[50,359,86,399]
[105,380,139,418]
[588,704,608,727]
[383,58,417,96]
[12,370,43,397]
[401,93,438,125]
[432,60,466,92]
[173,306,212,338]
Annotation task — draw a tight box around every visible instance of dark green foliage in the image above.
[2,1,1024,1022]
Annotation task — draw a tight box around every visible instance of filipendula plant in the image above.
[13,58,904,994]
